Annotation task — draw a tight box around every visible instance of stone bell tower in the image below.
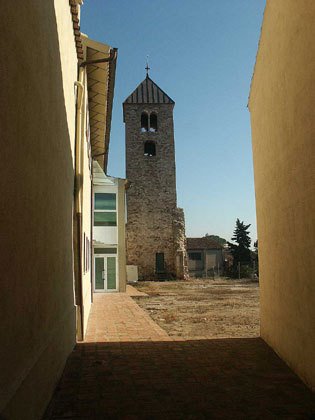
[123,72,188,280]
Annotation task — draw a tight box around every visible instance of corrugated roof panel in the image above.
[147,79,153,103]
[152,83,157,102]
[123,76,174,104]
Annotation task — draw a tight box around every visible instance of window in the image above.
[83,235,90,273]
[94,248,117,254]
[188,252,202,261]
[150,113,157,132]
[94,193,117,226]
[140,112,158,132]
[94,212,116,226]
[95,193,116,210]
[141,112,149,132]
[144,140,156,156]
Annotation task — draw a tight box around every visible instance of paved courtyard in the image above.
[44,288,315,419]
[84,288,171,343]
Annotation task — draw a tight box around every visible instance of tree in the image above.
[228,219,252,277]
[253,240,259,277]
[254,240,258,252]
[204,234,227,246]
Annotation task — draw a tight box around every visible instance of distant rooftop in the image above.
[187,237,223,250]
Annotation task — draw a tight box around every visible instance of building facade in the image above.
[187,237,224,278]
[123,75,188,280]
[0,1,117,418]
[93,161,127,293]
[248,0,315,390]
[76,34,117,337]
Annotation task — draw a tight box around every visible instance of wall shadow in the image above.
[44,338,315,419]
[0,2,76,417]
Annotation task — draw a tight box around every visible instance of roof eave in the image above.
[81,35,117,172]
[103,53,117,172]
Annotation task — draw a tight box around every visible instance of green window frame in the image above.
[94,193,117,226]
[94,212,117,226]
[94,248,117,254]
[95,193,116,210]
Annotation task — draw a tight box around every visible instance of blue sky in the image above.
[81,0,266,243]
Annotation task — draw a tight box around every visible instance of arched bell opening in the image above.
[149,112,158,132]
[144,140,156,156]
[140,112,149,132]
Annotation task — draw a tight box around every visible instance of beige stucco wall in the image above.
[249,0,315,390]
[0,1,78,418]
[80,73,93,335]
[55,0,77,161]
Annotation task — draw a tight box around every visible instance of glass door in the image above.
[95,257,105,291]
[94,255,118,292]
[106,256,117,291]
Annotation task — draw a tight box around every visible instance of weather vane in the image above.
[145,55,150,77]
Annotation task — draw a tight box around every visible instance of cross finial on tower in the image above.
[145,55,150,77]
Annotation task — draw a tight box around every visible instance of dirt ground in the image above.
[133,278,260,339]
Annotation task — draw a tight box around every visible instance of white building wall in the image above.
[92,173,127,292]
[93,184,118,246]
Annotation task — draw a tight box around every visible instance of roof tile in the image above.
[187,237,223,250]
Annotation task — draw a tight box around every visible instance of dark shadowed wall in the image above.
[0,1,78,418]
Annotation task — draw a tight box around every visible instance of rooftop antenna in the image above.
[145,55,150,77]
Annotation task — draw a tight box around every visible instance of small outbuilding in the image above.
[187,237,224,278]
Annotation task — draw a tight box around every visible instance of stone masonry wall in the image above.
[124,103,186,280]
[173,207,189,279]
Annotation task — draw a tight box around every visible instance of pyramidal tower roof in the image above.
[124,76,175,105]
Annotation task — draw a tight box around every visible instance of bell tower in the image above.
[123,73,188,280]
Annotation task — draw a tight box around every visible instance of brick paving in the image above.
[84,291,171,343]
[44,290,315,419]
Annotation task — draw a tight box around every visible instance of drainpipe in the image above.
[73,68,85,341]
